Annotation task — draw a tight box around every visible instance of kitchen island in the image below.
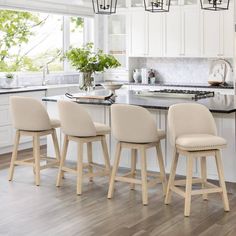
[43,89,236,182]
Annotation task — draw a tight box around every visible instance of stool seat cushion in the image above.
[94,122,111,135]
[50,119,61,129]
[176,134,227,151]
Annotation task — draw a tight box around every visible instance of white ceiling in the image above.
[36,0,92,7]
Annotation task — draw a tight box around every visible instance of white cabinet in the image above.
[164,7,182,57]
[126,2,234,58]
[129,10,147,56]
[106,14,128,68]
[201,11,221,57]
[148,13,164,57]
[182,6,201,57]
[201,3,234,57]
[222,7,234,57]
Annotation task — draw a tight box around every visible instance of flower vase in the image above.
[80,72,94,92]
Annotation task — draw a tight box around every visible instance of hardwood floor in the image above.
[1,147,236,236]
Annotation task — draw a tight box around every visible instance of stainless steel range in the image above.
[136,89,215,100]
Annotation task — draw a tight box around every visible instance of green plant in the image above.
[5,73,14,79]
[65,43,121,73]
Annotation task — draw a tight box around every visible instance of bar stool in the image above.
[107,104,167,205]
[56,100,111,195]
[9,96,61,186]
[165,103,230,217]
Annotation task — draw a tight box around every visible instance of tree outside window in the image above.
[0,10,86,73]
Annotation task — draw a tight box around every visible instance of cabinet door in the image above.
[222,4,234,57]
[148,13,164,57]
[182,6,200,57]
[130,11,147,56]
[202,11,220,57]
[164,7,182,57]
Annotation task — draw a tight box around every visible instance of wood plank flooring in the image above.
[0,147,236,236]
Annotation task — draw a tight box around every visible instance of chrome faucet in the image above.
[42,64,49,86]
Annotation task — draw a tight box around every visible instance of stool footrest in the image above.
[115,176,142,184]
[171,180,222,198]
[174,178,204,186]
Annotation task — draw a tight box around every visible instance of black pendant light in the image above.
[144,0,171,12]
[200,0,230,11]
[92,0,118,14]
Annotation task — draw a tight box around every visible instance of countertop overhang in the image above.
[43,90,236,114]
[0,84,80,95]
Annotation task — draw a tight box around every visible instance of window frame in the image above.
[0,8,95,74]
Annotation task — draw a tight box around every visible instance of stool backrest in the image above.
[10,96,51,131]
[168,103,217,146]
[58,100,96,137]
[111,104,158,143]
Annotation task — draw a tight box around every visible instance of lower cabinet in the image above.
[0,126,13,147]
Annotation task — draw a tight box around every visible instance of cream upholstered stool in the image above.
[107,104,167,205]
[9,96,61,186]
[165,103,230,217]
[56,100,111,195]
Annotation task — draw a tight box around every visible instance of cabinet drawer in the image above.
[0,105,11,126]
[0,126,13,147]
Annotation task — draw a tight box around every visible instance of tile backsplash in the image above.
[129,57,234,84]
[0,72,80,87]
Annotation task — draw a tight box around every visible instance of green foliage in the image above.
[66,43,121,73]
[0,10,43,72]
[70,17,84,32]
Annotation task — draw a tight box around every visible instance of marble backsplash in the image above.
[129,57,235,85]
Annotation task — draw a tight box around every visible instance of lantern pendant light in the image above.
[144,0,171,12]
[92,0,118,14]
[200,0,230,11]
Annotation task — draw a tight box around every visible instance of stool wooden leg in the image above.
[184,155,193,217]
[77,142,84,195]
[130,149,137,190]
[107,142,121,199]
[101,136,111,172]
[165,149,179,204]
[34,134,41,186]
[215,150,230,212]
[8,130,21,181]
[87,142,93,182]
[51,129,61,163]
[200,156,208,200]
[140,147,148,205]
[156,142,167,195]
[56,135,69,187]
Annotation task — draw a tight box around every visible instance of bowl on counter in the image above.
[101,82,123,96]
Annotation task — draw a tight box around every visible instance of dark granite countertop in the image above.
[43,89,236,114]
[126,82,234,90]
[0,84,82,95]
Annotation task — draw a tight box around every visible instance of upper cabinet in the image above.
[164,7,182,57]
[102,0,234,59]
[201,4,234,58]
[182,6,201,57]
[129,10,147,56]
[148,13,164,57]
[105,14,128,68]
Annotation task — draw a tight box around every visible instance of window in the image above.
[0,9,94,73]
